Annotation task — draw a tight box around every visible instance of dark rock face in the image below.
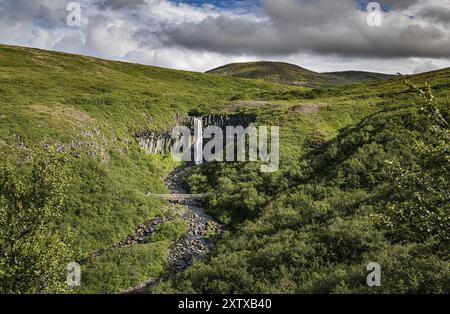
[189,114,255,129]
[136,114,256,155]
[136,132,173,154]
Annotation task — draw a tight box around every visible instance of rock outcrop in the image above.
[189,114,255,129]
[136,113,256,155]
[136,132,173,154]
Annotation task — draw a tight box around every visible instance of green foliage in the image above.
[156,83,450,294]
[148,219,189,242]
[1,45,450,294]
[61,153,169,255]
[187,162,268,224]
[379,81,450,245]
[0,147,76,293]
[76,242,168,294]
[0,44,303,259]
[77,217,188,293]
[207,61,391,88]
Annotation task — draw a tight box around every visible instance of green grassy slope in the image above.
[155,73,450,294]
[1,44,448,293]
[0,45,309,293]
[206,61,392,87]
[323,71,393,84]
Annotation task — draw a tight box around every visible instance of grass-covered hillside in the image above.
[206,61,392,87]
[156,76,450,294]
[323,71,393,85]
[0,45,312,293]
[0,44,448,294]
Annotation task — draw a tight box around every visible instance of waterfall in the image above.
[193,117,203,165]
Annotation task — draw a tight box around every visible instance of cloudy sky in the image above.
[0,0,449,74]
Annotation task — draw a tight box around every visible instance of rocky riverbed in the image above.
[164,167,222,273]
[124,166,222,293]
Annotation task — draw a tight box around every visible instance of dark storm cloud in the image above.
[162,16,288,55]
[97,0,146,10]
[0,0,67,28]
[1,0,449,71]
[419,6,450,26]
[381,0,420,10]
[264,0,355,26]
[155,0,450,58]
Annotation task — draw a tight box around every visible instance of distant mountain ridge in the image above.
[206,61,394,88]
[323,70,394,84]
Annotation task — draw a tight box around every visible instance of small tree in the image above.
[381,81,450,246]
[0,147,75,293]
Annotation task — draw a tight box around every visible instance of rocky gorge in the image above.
[136,114,256,155]
[122,165,223,293]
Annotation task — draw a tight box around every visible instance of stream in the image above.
[124,165,222,293]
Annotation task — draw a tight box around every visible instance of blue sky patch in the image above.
[170,0,261,9]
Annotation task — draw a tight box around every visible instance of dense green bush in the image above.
[155,85,449,294]
[0,147,76,293]
[77,242,168,294]
[1,45,449,294]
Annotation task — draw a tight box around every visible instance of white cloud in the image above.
[125,47,252,72]
[413,60,441,74]
[0,0,449,74]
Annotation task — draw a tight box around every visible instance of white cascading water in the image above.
[193,117,203,165]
